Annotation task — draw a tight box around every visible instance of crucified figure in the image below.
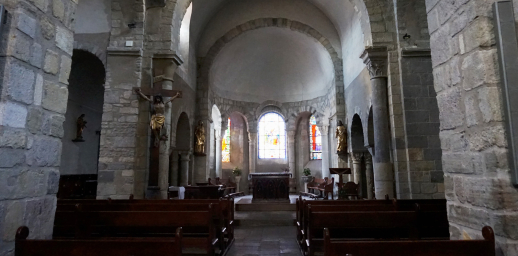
[135,88,181,147]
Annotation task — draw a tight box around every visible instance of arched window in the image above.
[222,118,231,163]
[258,113,286,159]
[309,116,322,160]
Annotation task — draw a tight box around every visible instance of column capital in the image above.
[360,46,388,78]
[351,152,363,163]
[364,153,373,164]
[318,125,330,135]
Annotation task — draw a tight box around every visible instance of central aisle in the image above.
[226,226,300,256]
[226,195,304,256]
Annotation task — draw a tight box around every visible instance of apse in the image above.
[210,27,335,103]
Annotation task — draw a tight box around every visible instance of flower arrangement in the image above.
[303,168,311,176]
[232,167,242,176]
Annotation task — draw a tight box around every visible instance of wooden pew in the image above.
[306,206,419,256]
[295,196,393,243]
[56,198,235,244]
[70,205,219,255]
[323,226,496,256]
[15,226,183,256]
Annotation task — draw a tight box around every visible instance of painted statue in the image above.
[335,120,347,153]
[75,114,87,141]
[135,88,181,147]
[195,121,206,154]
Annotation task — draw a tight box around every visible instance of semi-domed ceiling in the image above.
[210,27,334,103]
[190,0,366,103]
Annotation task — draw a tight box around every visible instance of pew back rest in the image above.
[308,209,419,240]
[16,226,183,256]
[323,226,496,256]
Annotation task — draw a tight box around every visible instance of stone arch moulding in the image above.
[170,105,193,148]
[255,100,288,120]
[221,109,253,133]
[287,107,323,132]
[73,42,107,68]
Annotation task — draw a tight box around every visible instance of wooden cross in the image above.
[134,81,183,194]
[134,77,183,99]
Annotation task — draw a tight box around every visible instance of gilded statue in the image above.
[135,88,181,147]
[336,120,347,153]
[195,121,206,155]
[74,114,87,141]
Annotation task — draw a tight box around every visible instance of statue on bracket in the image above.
[135,88,181,147]
[194,121,206,156]
[73,114,87,142]
[336,120,347,154]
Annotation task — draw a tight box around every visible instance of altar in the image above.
[249,173,292,202]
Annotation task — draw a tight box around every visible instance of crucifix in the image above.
[134,74,182,192]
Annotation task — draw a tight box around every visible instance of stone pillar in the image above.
[248,131,258,174]
[320,125,330,178]
[153,54,183,198]
[170,152,179,186]
[361,47,394,199]
[179,152,191,186]
[364,153,374,199]
[215,131,222,178]
[351,153,363,185]
[287,130,296,176]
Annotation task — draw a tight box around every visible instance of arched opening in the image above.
[58,49,106,199]
[172,112,191,186]
[351,114,369,198]
[179,3,193,69]
[211,105,222,179]
[309,115,322,160]
[258,112,287,159]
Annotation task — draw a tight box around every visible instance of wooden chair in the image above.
[317,177,335,200]
[215,177,236,194]
[341,182,359,200]
[16,226,183,256]
[307,178,324,194]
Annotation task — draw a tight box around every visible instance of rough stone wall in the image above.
[0,0,77,254]
[97,0,146,200]
[427,0,518,254]
[390,0,444,199]
[399,53,443,199]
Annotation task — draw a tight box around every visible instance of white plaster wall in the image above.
[196,0,341,57]
[75,0,111,34]
[210,28,334,103]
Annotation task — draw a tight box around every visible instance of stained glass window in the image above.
[258,113,286,159]
[222,118,231,163]
[309,116,322,160]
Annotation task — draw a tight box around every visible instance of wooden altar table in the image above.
[249,173,292,202]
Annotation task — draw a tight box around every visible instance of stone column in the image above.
[248,131,258,174]
[215,131,222,178]
[170,152,179,186]
[351,153,363,185]
[320,125,330,178]
[287,130,296,176]
[364,153,374,199]
[154,54,183,198]
[179,152,191,186]
[361,47,394,199]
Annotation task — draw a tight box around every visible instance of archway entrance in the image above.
[58,50,106,199]
[171,112,191,186]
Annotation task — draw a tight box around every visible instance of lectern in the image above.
[329,168,351,188]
